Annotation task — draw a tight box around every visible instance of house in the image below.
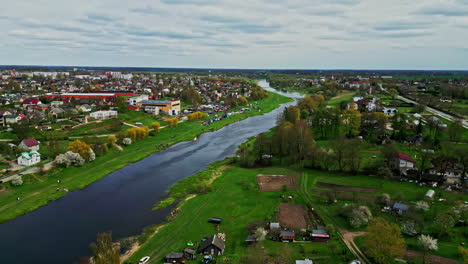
[392,152,415,175]
[22,98,40,108]
[279,231,295,242]
[353,95,364,102]
[77,104,92,112]
[17,151,41,166]
[296,259,313,264]
[382,108,398,115]
[198,234,225,255]
[143,105,160,115]
[428,163,465,184]
[89,110,118,120]
[164,253,184,263]
[127,94,149,105]
[183,248,197,260]
[49,107,65,118]
[18,138,40,151]
[4,115,21,125]
[392,202,409,215]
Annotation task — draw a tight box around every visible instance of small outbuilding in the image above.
[311,229,330,242]
[425,189,435,200]
[296,259,313,264]
[279,231,295,242]
[208,217,223,224]
[269,222,280,230]
[392,202,409,215]
[164,252,184,263]
[183,248,197,260]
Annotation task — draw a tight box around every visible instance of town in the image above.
[0,69,466,264]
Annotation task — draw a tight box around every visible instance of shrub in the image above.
[122,138,132,146]
[187,112,207,121]
[11,176,23,186]
[151,122,161,133]
[415,201,430,211]
[376,193,391,206]
[55,151,85,167]
[67,140,92,161]
[167,117,179,127]
[342,205,372,228]
[107,135,117,144]
[401,221,419,236]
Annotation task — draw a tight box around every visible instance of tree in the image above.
[11,176,23,186]
[151,122,161,133]
[458,247,468,263]
[364,217,406,264]
[167,117,179,128]
[418,234,438,264]
[389,88,399,99]
[447,119,463,142]
[341,109,361,137]
[89,232,120,264]
[434,213,455,238]
[285,106,300,123]
[239,96,249,105]
[115,96,128,112]
[107,135,117,144]
[55,151,85,167]
[11,120,34,139]
[68,140,92,161]
[341,205,372,228]
[298,94,325,113]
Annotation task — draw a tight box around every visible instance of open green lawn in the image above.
[128,166,351,264]
[0,92,292,224]
[118,111,168,127]
[327,91,355,107]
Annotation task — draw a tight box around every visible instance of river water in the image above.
[0,80,302,264]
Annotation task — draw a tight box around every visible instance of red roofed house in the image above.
[22,98,41,108]
[18,138,40,151]
[392,152,415,175]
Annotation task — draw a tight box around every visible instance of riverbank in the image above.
[0,91,293,224]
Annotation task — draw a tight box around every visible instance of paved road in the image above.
[395,95,468,129]
[378,84,468,129]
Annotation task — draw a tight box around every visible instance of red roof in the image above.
[19,114,27,119]
[396,152,414,163]
[21,138,39,147]
[23,98,40,105]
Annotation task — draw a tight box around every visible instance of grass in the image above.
[118,111,168,127]
[127,165,351,264]
[0,92,292,224]
[327,91,355,107]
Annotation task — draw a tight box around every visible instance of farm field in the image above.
[327,91,355,107]
[127,166,352,264]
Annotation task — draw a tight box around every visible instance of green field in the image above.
[327,91,355,107]
[127,166,351,264]
[0,92,293,224]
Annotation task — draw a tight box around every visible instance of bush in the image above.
[376,193,391,206]
[341,205,372,228]
[401,220,419,236]
[11,176,23,186]
[376,166,393,179]
[187,112,207,121]
[54,151,85,167]
[415,201,430,211]
[122,138,132,146]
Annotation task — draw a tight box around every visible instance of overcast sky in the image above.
[1,0,468,69]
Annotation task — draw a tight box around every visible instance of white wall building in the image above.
[89,110,118,120]
[127,94,149,105]
[18,151,41,166]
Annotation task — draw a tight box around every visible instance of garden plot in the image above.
[256,174,296,192]
[316,182,377,193]
[278,203,308,229]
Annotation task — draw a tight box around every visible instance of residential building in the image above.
[198,234,225,255]
[17,151,41,166]
[392,152,415,175]
[18,138,40,151]
[127,94,149,105]
[89,110,118,120]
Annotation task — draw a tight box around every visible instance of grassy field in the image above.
[127,166,351,264]
[302,170,467,262]
[327,91,355,107]
[0,92,292,224]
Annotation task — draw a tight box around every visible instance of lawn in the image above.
[118,111,168,127]
[0,92,292,224]
[327,91,355,107]
[127,166,351,264]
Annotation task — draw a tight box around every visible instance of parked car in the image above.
[139,256,150,264]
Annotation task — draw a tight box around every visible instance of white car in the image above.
[139,256,150,264]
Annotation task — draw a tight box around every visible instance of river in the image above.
[0,80,302,264]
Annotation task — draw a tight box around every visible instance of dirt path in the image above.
[341,230,371,264]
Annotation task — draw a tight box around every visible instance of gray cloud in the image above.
[373,21,431,31]
[416,6,468,16]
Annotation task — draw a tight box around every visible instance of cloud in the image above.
[373,21,431,31]
[416,6,468,16]
[159,0,216,5]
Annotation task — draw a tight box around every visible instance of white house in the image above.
[77,104,92,112]
[18,138,40,151]
[392,152,415,175]
[353,95,364,102]
[17,151,41,166]
[89,110,118,120]
[127,94,149,105]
